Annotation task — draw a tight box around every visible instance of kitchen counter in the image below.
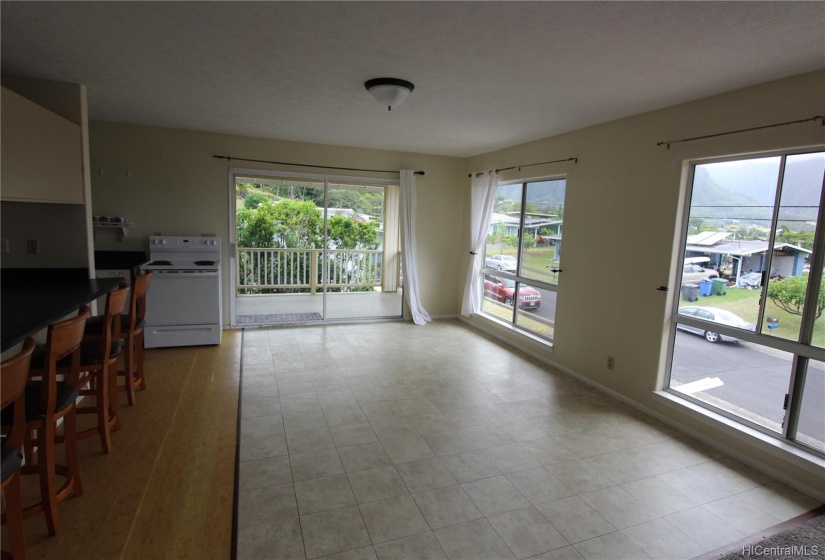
[1,277,122,351]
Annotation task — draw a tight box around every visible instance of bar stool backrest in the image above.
[1,337,36,451]
[40,305,90,416]
[98,285,129,364]
[129,272,152,330]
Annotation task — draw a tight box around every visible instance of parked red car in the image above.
[484,275,542,310]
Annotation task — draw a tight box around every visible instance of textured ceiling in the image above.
[2,2,823,158]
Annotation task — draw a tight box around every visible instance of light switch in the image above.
[1,239,9,254]
[26,239,39,254]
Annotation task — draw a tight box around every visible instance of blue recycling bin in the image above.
[698,279,712,297]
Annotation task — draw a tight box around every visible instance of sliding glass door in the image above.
[230,172,402,326]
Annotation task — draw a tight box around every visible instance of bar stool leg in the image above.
[96,366,113,453]
[4,470,27,560]
[63,406,84,497]
[123,332,137,406]
[137,330,147,392]
[37,422,61,536]
[110,362,122,432]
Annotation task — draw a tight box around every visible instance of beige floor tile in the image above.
[687,457,772,494]
[439,450,502,482]
[517,437,578,466]
[240,433,289,461]
[443,407,495,429]
[461,475,531,516]
[241,413,284,438]
[397,397,441,416]
[237,516,305,560]
[579,486,659,530]
[396,457,457,493]
[491,415,549,442]
[487,506,569,559]
[572,531,649,560]
[737,481,822,521]
[434,518,517,560]
[505,468,575,505]
[411,484,484,530]
[370,416,420,441]
[461,424,515,449]
[619,477,698,516]
[408,412,459,435]
[528,546,586,560]
[338,442,394,472]
[373,532,447,560]
[237,482,298,528]
[621,518,703,560]
[535,496,617,544]
[359,494,431,544]
[546,460,614,495]
[664,506,746,552]
[241,396,282,418]
[331,422,380,447]
[286,424,336,453]
[295,474,357,515]
[361,400,406,420]
[301,506,372,560]
[283,409,328,433]
[239,455,292,490]
[422,430,477,456]
[290,448,345,481]
[324,405,369,426]
[318,546,377,560]
[702,495,781,534]
[347,465,409,503]
[481,443,541,474]
[657,467,732,504]
[381,435,436,464]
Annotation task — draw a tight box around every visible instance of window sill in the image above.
[652,390,825,477]
[462,312,554,351]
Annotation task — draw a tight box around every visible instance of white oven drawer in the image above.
[144,325,222,348]
[145,270,221,327]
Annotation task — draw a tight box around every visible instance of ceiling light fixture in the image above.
[364,78,415,111]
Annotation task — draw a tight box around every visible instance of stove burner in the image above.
[194,260,216,266]
[148,260,173,266]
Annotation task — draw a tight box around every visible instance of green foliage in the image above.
[777,228,816,250]
[522,235,536,249]
[328,215,379,250]
[767,275,825,320]
[244,192,270,210]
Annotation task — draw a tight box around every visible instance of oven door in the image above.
[145,269,221,327]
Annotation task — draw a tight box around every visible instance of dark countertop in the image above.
[1,277,122,352]
[94,250,148,271]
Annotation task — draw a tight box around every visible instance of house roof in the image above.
[686,240,812,257]
[1,2,822,157]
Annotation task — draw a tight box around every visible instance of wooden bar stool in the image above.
[1,338,36,560]
[16,307,88,536]
[73,285,129,453]
[83,273,152,409]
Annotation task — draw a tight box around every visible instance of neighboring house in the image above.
[684,231,811,282]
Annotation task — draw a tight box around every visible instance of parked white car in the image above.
[676,306,756,343]
[485,254,517,272]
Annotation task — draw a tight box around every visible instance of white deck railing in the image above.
[237,248,384,293]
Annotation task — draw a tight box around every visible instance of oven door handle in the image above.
[150,270,220,277]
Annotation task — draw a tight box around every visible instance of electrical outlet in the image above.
[26,239,39,254]
[607,356,615,370]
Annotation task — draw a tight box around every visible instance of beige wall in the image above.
[466,70,825,496]
[88,123,467,322]
[0,202,88,268]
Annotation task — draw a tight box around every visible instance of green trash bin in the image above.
[711,277,727,295]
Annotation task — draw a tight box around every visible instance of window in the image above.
[668,150,825,454]
[481,178,566,341]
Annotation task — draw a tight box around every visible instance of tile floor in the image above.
[236,320,821,560]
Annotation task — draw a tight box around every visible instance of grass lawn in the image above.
[487,246,559,285]
[681,285,825,345]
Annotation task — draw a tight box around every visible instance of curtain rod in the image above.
[213,155,425,175]
[467,157,577,178]
[657,115,824,149]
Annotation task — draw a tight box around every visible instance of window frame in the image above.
[665,147,825,455]
[480,175,566,342]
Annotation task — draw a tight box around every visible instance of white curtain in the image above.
[461,170,499,316]
[382,184,400,292]
[399,170,431,325]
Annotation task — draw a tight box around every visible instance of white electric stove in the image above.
[142,235,222,348]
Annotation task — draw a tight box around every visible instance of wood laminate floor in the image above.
[2,330,241,560]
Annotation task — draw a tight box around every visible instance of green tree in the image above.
[767,275,825,320]
[244,192,269,210]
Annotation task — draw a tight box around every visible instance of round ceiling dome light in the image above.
[364,78,415,111]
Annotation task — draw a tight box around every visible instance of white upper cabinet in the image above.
[1,86,84,204]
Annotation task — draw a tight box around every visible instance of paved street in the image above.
[670,330,824,449]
